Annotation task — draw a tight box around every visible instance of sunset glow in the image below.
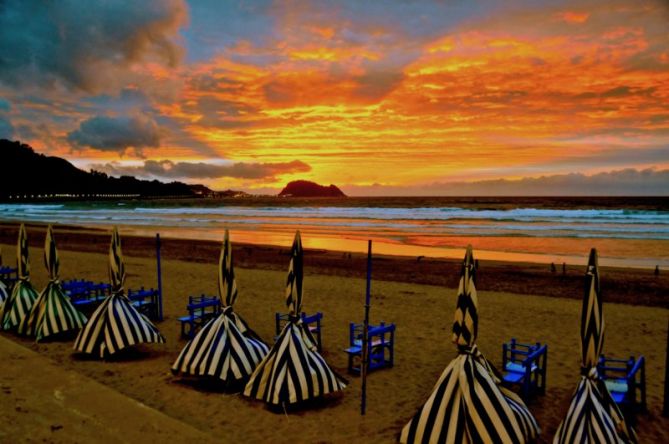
[0,0,667,194]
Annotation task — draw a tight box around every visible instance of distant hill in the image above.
[0,139,214,200]
[278,180,346,198]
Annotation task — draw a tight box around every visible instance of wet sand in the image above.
[0,238,668,443]
[1,223,667,308]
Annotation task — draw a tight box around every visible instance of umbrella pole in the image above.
[664,318,669,417]
[361,240,372,416]
[156,233,163,321]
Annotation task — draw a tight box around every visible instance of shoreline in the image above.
[1,222,667,308]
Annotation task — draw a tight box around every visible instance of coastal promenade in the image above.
[0,335,215,443]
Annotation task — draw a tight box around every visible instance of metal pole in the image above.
[361,240,372,416]
[662,321,669,418]
[156,233,163,321]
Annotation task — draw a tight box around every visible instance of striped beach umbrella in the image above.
[18,226,87,340]
[554,249,636,443]
[0,224,39,331]
[244,231,346,406]
[172,230,268,383]
[0,280,7,309]
[400,246,539,443]
[0,247,7,308]
[73,227,165,358]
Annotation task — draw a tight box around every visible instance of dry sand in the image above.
[0,242,668,443]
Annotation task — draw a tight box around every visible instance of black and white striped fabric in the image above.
[18,226,87,341]
[244,231,346,406]
[172,230,269,383]
[0,247,6,305]
[285,230,304,317]
[0,224,39,331]
[401,246,539,443]
[73,227,164,358]
[0,280,7,309]
[554,249,636,443]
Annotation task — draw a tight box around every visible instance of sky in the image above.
[0,0,668,195]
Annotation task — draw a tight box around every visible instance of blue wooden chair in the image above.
[0,265,18,289]
[178,295,221,339]
[62,279,110,308]
[344,322,396,375]
[275,311,323,351]
[501,338,548,399]
[597,354,646,418]
[127,286,161,321]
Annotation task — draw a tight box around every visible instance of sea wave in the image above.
[1,203,668,241]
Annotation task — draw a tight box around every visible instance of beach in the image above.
[0,230,668,443]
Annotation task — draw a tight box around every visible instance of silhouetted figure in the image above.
[550,262,556,273]
[562,262,566,275]
[655,265,660,276]
[475,259,479,270]
[417,255,424,263]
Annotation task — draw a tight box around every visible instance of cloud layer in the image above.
[343,168,669,196]
[92,159,311,181]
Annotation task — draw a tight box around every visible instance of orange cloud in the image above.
[556,11,590,24]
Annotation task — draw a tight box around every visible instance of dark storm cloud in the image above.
[0,0,187,93]
[68,115,161,153]
[92,159,311,180]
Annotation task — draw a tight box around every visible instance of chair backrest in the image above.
[525,345,548,370]
[597,355,635,380]
[301,311,322,326]
[503,338,542,367]
[186,294,218,310]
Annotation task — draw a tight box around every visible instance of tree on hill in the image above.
[0,139,212,200]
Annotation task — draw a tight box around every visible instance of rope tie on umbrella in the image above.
[456,345,475,355]
[580,366,600,379]
[222,305,234,316]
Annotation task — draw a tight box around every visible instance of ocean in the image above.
[1,197,668,269]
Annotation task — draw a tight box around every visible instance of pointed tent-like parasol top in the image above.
[44,225,59,281]
[0,246,7,306]
[452,245,477,349]
[109,226,126,294]
[219,230,238,308]
[17,223,30,280]
[285,230,304,317]
[581,248,603,369]
[554,249,636,443]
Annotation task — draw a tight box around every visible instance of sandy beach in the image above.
[0,230,668,443]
